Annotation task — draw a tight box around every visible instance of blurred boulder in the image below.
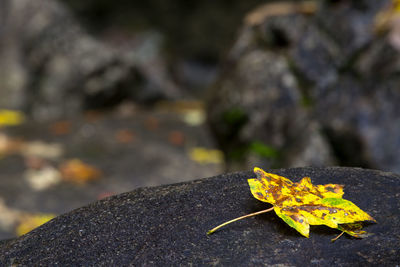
[0,0,180,121]
[59,0,274,99]
[207,0,400,172]
[61,0,269,67]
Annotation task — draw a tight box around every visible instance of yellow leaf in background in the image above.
[156,100,204,112]
[156,100,206,126]
[59,159,101,184]
[16,213,55,236]
[0,109,25,127]
[189,147,224,164]
[245,1,316,26]
[182,110,206,126]
[374,0,400,34]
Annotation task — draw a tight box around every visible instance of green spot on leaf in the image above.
[321,198,349,206]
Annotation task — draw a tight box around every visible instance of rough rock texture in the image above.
[207,0,400,172]
[1,167,399,265]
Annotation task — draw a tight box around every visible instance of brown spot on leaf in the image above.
[326,186,335,192]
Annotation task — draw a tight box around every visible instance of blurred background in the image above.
[1,0,399,239]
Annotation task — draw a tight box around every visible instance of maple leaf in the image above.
[208,167,376,240]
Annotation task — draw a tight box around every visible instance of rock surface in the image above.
[1,167,399,265]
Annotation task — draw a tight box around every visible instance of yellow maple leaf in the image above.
[208,167,376,241]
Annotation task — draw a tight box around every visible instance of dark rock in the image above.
[62,0,269,64]
[0,0,181,121]
[207,0,400,172]
[313,75,400,171]
[1,167,399,265]
[315,0,381,59]
[207,6,335,171]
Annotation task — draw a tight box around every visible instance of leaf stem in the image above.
[331,231,345,242]
[207,207,274,235]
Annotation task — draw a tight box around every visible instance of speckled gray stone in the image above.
[1,167,399,265]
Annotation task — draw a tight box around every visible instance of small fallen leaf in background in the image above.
[374,0,400,32]
[182,110,206,126]
[24,156,47,170]
[245,1,316,26]
[155,100,205,126]
[115,129,135,144]
[0,198,56,236]
[374,0,400,50]
[16,213,55,236]
[0,133,24,155]
[21,141,64,159]
[49,120,72,135]
[156,100,204,112]
[144,116,159,131]
[0,135,63,161]
[59,159,101,184]
[0,109,25,127]
[24,165,62,191]
[0,198,21,232]
[189,147,224,164]
[84,110,103,122]
[208,167,376,241]
[168,130,185,146]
